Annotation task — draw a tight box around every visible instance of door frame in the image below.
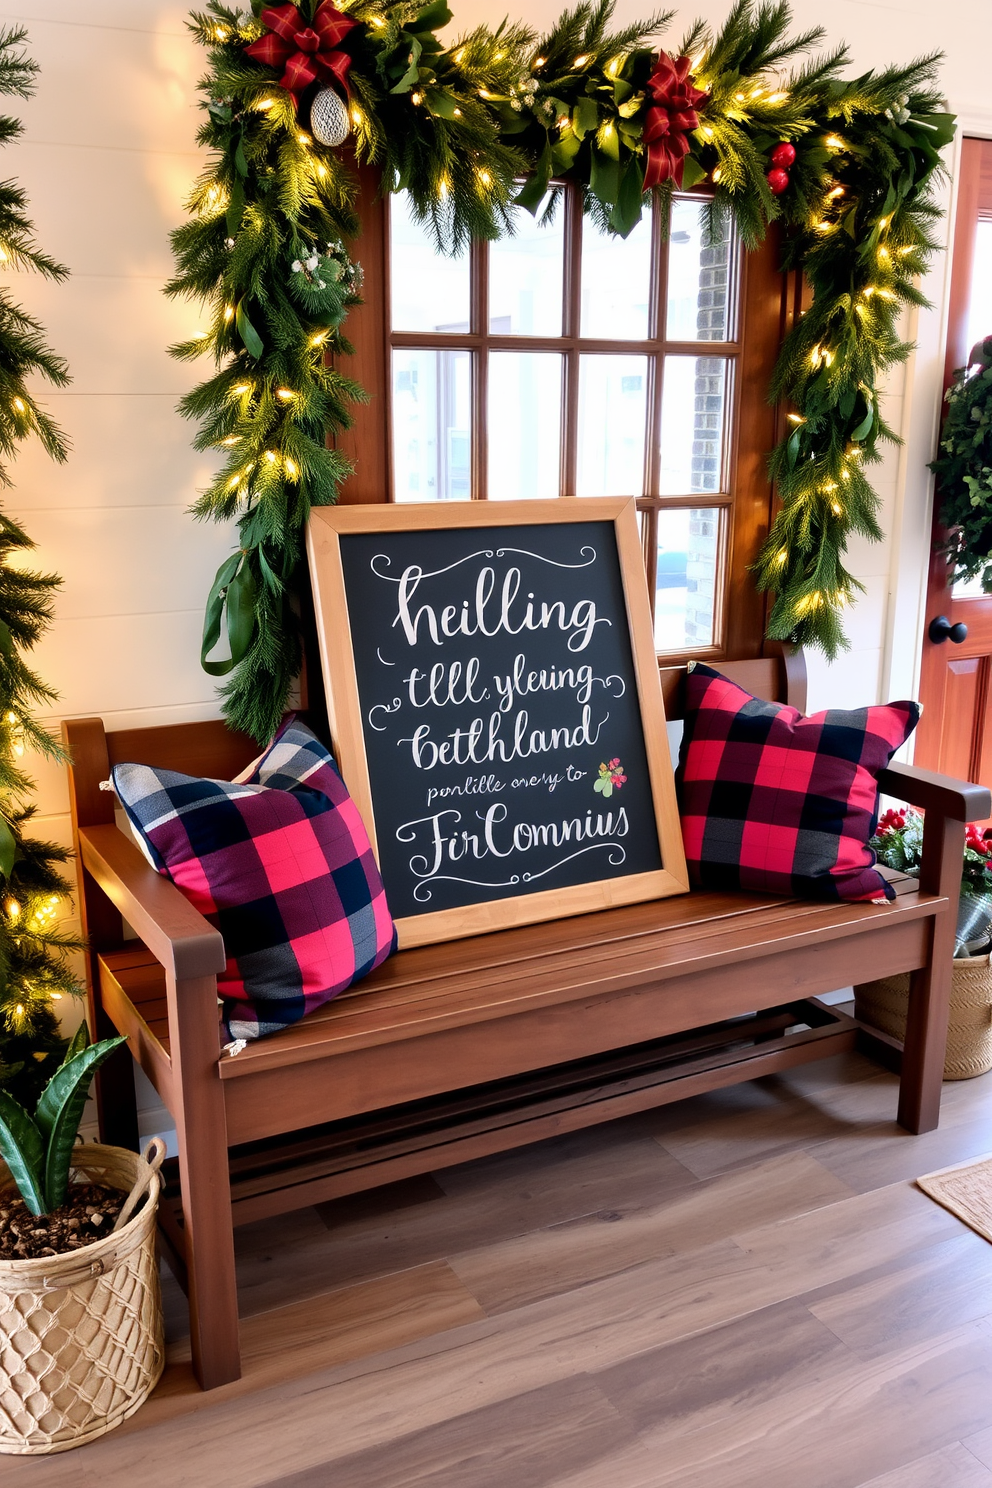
[915,136,992,780]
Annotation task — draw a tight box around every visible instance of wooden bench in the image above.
[64,648,990,1391]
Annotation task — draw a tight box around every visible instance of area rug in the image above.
[917,1154,992,1242]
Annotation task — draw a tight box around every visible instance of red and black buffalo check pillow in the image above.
[676,663,921,902]
[112,717,396,1043]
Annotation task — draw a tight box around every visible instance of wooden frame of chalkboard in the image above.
[307,499,689,948]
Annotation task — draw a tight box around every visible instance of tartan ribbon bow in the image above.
[641,51,708,191]
[244,0,357,105]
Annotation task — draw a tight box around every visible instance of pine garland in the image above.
[170,0,955,743]
[0,28,82,1107]
[751,52,953,653]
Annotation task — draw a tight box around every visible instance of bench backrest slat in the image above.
[65,648,806,831]
[104,719,259,779]
[661,647,804,721]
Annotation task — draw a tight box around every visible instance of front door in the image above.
[916,137,992,795]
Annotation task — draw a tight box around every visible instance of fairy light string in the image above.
[172,0,955,742]
[0,27,84,1100]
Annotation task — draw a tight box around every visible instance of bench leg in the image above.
[897,953,951,1135]
[169,972,241,1389]
[897,811,963,1135]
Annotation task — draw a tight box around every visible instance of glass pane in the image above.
[658,355,730,495]
[654,507,721,651]
[666,197,737,343]
[489,197,565,336]
[488,352,562,499]
[576,355,647,496]
[392,348,471,502]
[390,192,470,333]
[581,209,652,339]
[967,220,992,356]
[952,571,988,599]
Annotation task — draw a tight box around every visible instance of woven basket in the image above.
[854,953,992,1080]
[0,1141,165,1455]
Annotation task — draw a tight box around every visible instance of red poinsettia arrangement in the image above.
[872,807,992,894]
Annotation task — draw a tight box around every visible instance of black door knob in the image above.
[928,614,969,644]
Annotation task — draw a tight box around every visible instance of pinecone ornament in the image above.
[309,87,350,147]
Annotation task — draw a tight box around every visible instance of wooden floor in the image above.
[13,1042,992,1487]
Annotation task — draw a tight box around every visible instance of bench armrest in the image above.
[878,762,992,823]
[79,822,226,982]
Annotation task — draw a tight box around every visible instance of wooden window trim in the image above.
[334,160,789,663]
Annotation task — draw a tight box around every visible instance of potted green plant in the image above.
[855,808,992,1079]
[0,1024,166,1454]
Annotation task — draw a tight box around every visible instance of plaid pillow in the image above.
[676,663,921,902]
[112,717,396,1042]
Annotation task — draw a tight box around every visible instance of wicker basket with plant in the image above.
[855,807,992,1079]
[0,1024,165,1454]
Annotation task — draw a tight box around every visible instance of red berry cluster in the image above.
[766,140,795,196]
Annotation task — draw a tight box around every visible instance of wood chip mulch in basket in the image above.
[0,1184,124,1260]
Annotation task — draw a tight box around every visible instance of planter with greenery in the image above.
[0,1026,166,1455]
[853,807,992,1080]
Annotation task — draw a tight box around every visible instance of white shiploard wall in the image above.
[0,0,988,1117]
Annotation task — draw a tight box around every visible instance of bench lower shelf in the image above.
[158,995,857,1283]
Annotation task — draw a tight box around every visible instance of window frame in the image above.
[334,161,789,666]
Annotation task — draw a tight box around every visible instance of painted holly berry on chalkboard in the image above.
[594,759,627,798]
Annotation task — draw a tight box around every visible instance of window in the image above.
[335,169,786,664]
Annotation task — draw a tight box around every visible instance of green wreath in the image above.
[167,0,955,743]
[930,339,992,591]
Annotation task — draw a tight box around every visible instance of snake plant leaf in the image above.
[62,1019,90,1067]
[0,1090,45,1216]
[36,1035,127,1212]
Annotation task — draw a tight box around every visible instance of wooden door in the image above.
[916,138,992,796]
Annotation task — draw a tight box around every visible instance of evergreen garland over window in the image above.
[168,0,955,743]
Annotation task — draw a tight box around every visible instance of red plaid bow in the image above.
[244,1,357,106]
[641,51,708,191]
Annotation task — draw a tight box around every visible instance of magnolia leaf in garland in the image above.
[235,300,263,360]
[0,816,16,879]
[201,548,257,676]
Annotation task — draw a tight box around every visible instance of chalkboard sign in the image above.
[308,500,688,947]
